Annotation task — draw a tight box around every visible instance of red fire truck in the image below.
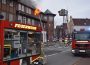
[71,29,90,55]
[0,20,46,65]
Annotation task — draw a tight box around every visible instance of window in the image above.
[22,5,24,12]
[10,2,13,7]
[32,19,35,25]
[2,0,6,4]
[22,16,26,24]
[75,33,90,40]
[3,29,41,60]
[26,7,29,13]
[1,12,6,20]
[44,16,47,20]
[28,32,41,55]
[34,20,36,25]
[18,4,22,10]
[9,14,13,22]
[27,18,32,25]
[34,20,40,26]
[18,15,22,22]
[4,29,19,59]
[43,23,46,29]
[49,16,54,21]
[28,8,31,14]
[37,21,41,27]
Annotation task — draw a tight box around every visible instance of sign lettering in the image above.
[15,24,37,30]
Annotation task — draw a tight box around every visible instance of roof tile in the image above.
[73,18,90,26]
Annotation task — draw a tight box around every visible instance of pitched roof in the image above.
[45,9,53,14]
[44,9,56,16]
[72,18,90,26]
[20,0,36,9]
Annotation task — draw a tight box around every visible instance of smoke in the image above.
[20,0,41,8]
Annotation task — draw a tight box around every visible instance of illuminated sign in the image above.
[15,24,37,30]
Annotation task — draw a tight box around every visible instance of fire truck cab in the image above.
[72,29,90,55]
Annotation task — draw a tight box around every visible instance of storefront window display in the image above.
[3,29,41,60]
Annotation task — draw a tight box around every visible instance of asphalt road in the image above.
[44,45,81,65]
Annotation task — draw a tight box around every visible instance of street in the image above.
[44,43,90,65]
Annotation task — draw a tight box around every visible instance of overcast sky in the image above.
[35,0,90,27]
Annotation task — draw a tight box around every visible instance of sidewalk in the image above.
[44,41,64,47]
[44,41,67,49]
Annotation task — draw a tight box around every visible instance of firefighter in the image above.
[64,38,68,46]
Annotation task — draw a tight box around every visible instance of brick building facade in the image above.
[44,9,56,41]
[0,0,56,42]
